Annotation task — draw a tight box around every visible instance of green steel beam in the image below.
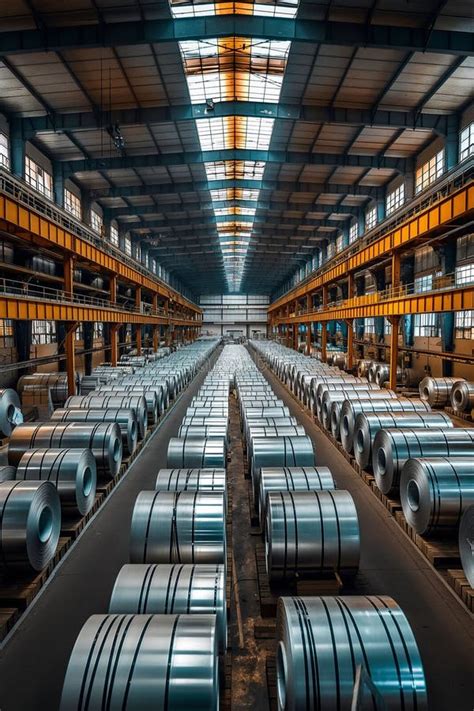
[0,16,472,55]
[106,202,360,218]
[131,221,338,232]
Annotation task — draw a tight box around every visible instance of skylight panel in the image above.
[170,2,299,19]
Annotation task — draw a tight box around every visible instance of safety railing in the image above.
[0,167,199,308]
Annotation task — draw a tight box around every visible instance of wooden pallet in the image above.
[221,654,233,711]
[254,618,276,640]
[266,655,278,711]
[445,406,474,423]
[446,570,474,612]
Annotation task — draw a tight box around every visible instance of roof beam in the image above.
[106,202,360,218]
[130,221,339,232]
[0,16,472,56]
[18,100,448,135]
[62,149,407,173]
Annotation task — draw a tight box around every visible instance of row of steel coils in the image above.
[0,341,218,580]
[60,342,236,710]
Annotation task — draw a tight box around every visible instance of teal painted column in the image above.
[82,191,92,226]
[437,241,457,376]
[10,119,25,178]
[355,276,365,339]
[446,114,459,170]
[372,269,386,343]
[401,254,415,347]
[53,162,64,207]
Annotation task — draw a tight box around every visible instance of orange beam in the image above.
[110,274,117,304]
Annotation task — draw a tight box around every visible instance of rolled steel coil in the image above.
[354,411,454,469]
[167,437,226,469]
[64,394,147,439]
[0,388,22,436]
[51,407,138,454]
[251,435,315,501]
[450,381,474,413]
[155,468,226,495]
[373,428,474,495]
[98,385,159,421]
[330,353,347,370]
[79,375,100,395]
[242,407,291,434]
[265,490,359,581]
[130,490,226,565]
[401,368,420,388]
[186,407,229,419]
[247,426,306,460]
[276,595,427,711]
[419,376,465,407]
[320,389,385,429]
[8,422,123,479]
[357,359,372,378]
[18,372,71,404]
[259,466,335,519]
[178,425,229,442]
[375,363,402,386]
[459,505,474,587]
[367,360,381,383]
[0,480,61,571]
[0,466,16,482]
[16,448,97,516]
[60,613,219,711]
[109,563,227,651]
[181,416,229,430]
[400,457,474,535]
[339,397,431,452]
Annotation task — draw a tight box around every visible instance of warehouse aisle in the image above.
[255,351,474,711]
[0,350,219,711]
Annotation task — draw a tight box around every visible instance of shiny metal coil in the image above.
[0,480,61,571]
[373,428,474,495]
[265,490,359,581]
[118,380,170,410]
[167,437,226,469]
[251,435,315,501]
[242,407,291,438]
[18,372,72,404]
[16,448,97,516]
[64,394,147,439]
[259,466,335,519]
[109,563,226,651]
[178,424,229,442]
[276,595,427,711]
[353,411,454,469]
[51,407,138,453]
[79,375,100,395]
[181,416,229,430]
[339,397,431,452]
[60,613,219,711]
[130,490,226,565]
[400,457,474,534]
[97,385,159,421]
[401,368,420,388]
[419,376,465,406]
[0,388,22,436]
[247,426,306,460]
[367,360,381,383]
[0,466,16,482]
[450,381,474,413]
[9,422,123,479]
[155,468,226,495]
[357,359,372,378]
[186,407,229,419]
[459,505,474,587]
[320,389,384,429]
[374,364,402,386]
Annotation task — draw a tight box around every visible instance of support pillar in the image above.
[10,119,24,179]
[437,242,457,376]
[53,163,64,208]
[446,114,460,170]
[83,322,94,375]
[321,323,327,363]
[388,316,400,390]
[153,325,159,352]
[346,319,354,370]
[65,322,78,397]
[109,274,117,304]
[391,252,401,294]
[64,254,74,299]
[306,323,312,355]
[110,324,119,366]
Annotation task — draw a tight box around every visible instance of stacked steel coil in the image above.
[259,466,335,520]
[353,411,454,469]
[246,425,306,460]
[357,359,372,378]
[459,505,474,587]
[51,407,138,454]
[373,428,474,495]
[16,448,97,516]
[79,375,100,395]
[167,436,226,468]
[18,372,73,404]
[0,466,16,482]
[64,394,147,439]
[0,388,22,436]
[419,376,465,407]
[109,563,227,651]
[374,363,402,386]
[155,468,226,495]
[250,435,315,500]
[400,458,474,534]
[97,384,159,422]
[60,614,219,711]
[8,422,123,478]
[130,490,226,564]
[177,424,229,442]
[276,596,427,711]
[265,490,359,581]
[0,480,61,571]
[320,389,389,430]
[450,381,474,413]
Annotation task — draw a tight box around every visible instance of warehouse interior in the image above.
[0,1,472,710]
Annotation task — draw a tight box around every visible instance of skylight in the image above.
[170,1,299,19]
[197,116,274,151]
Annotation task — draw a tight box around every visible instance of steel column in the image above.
[346,319,354,370]
[110,324,119,366]
[321,323,328,363]
[388,316,400,390]
[64,254,74,298]
[110,274,117,304]
[65,322,78,397]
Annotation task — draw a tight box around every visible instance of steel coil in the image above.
[167,437,226,469]
[0,480,61,571]
[354,411,454,469]
[178,424,229,442]
[259,466,335,519]
[16,448,97,516]
[98,386,159,422]
[0,388,22,436]
[419,376,465,407]
[51,407,138,453]
[186,407,229,419]
[357,359,372,378]
[450,381,474,413]
[130,490,226,565]
[155,468,226,495]
[400,457,474,535]
[109,563,226,651]
[320,389,384,429]
[18,372,72,404]
[373,428,474,495]
[265,490,359,581]
[8,422,123,479]
[181,416,229,430]
[60,613,219,711]
[79,375,101,395]
[339,397,431,452]
[247,426,306,458]
[0,466,16,482]
[65,394,147,439]
[251,435,315,500]
[459,505,474,587]
[276,595,427,711]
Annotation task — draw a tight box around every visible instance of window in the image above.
[0,319,14,347]
[326,242,335,260]
[110,224,119,247]
[414,274,434,293]
[336,233,344,253]
[460,123,474,162]
[364,317,375,335]
[455,310,474,339]
[64,189,81,219]
[384,319,392,335]
[134,243,141,263]
[93,322,104,339]
[90,209,103,235]
[457,234,474,262]
[365,206,377,231]
[124,235,132,257]
[0,134,9,169]
[414,313,439,337]
[75,324,84,341]
[25,156,53,199]
[349,222,358,244]
[456,263,474,286]
[415,150,444,193]
[386,184,405,215]
[32,320,56,345]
